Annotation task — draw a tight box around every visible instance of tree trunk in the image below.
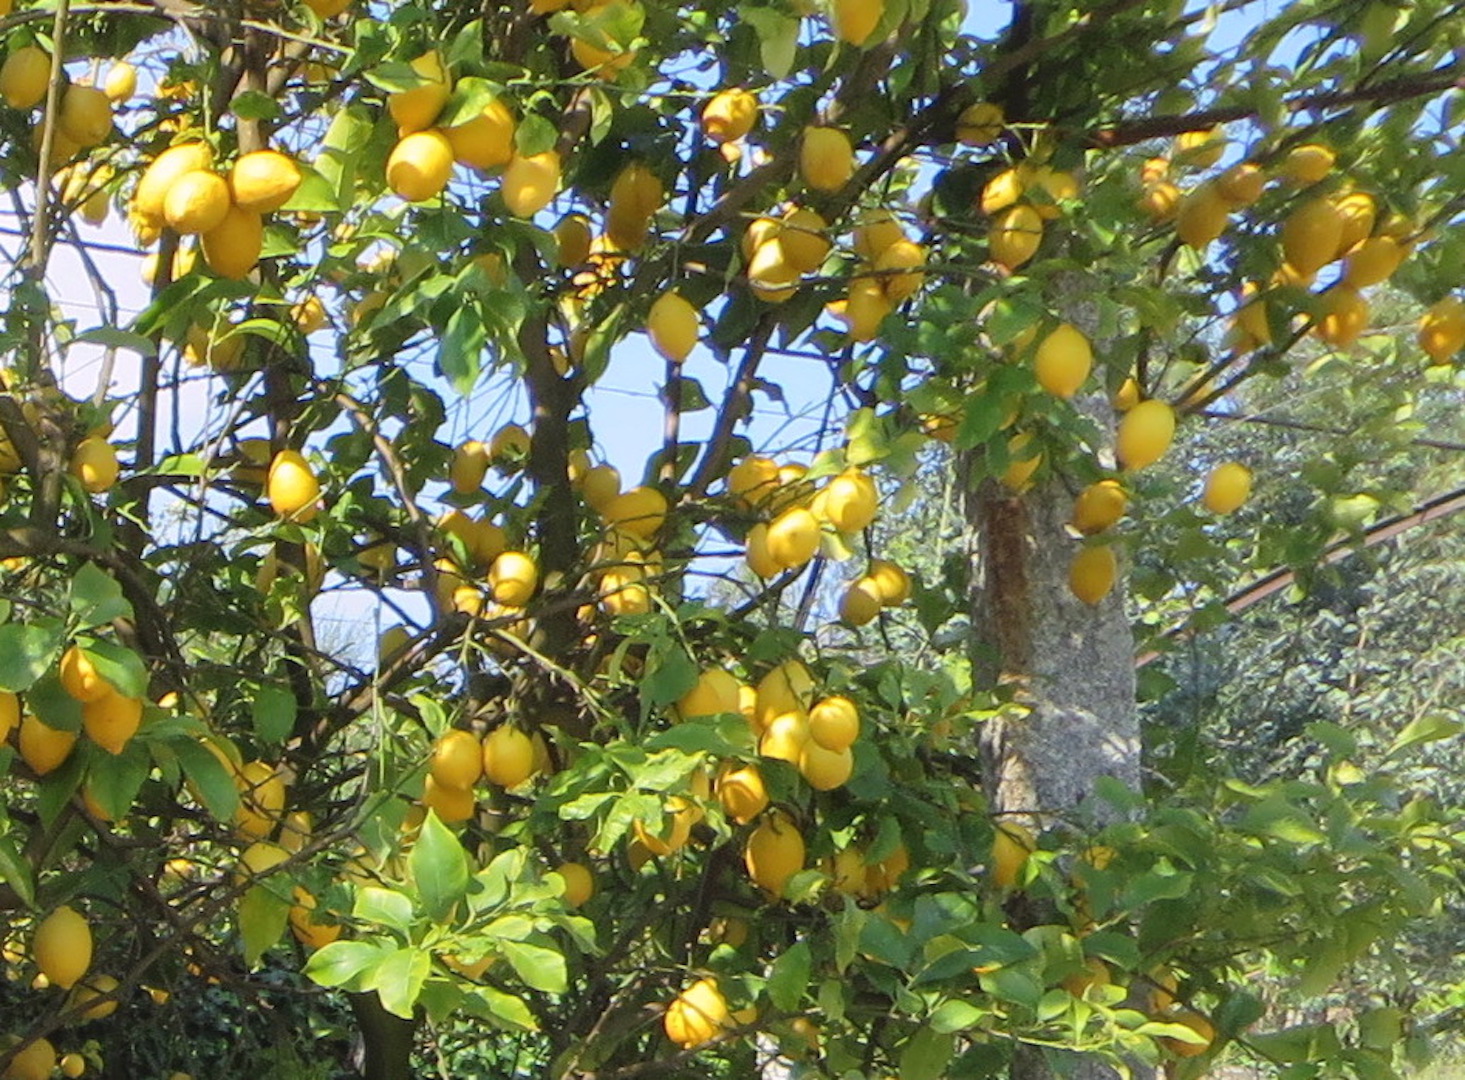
[349,992,417,1080]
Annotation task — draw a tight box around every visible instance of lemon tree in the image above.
[0,0,1461,1077]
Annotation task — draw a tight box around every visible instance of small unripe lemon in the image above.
[765,507,821,569]
[988,204,1042,269]
[489,551,538,607]
[444,98,516,170]
[163,170,231,234]
[1202,462,1252,514]
[387,130,454,202]
[701,88,758,143]
[230,149,303,213]
[1069,545,1117,605]
[839,577,882,626]
[716,763,768,824]
[430,729,483,790]
[267,449,320,522]
[809,695,858,751]
[82,689,144,754]
[1071,480,1127,534]
[799,127,854,193]
[34,905,92,990]
[555,861,594,907]
[482,726,535,787]
[1116,399,1175,471]
[501,151,561,218]
[745,810,805,898]
[646,291,699,363]
[799,740,853,790]
[1033,323,1092,399]
[69,436,119,494]
[388,52,450,134]
[1282,143,1334,185]
[201,204,263,279]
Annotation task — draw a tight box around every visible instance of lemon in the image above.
[799,740,853,790]
[842,276,892,342]
[555,861,594,907]
[387,129,454,202]
[809,696,858,751]
[956,101,1004,146]
[999,431,1042,491]
[1071,479,1127,534]
[82,689,143,754]
[554,213,593,266]
[765,506,820,569]
[778,206,831,273]
[69,436,119,494]
[163,170,230,234]
[602,485,668,538]
[304,0,353,14]
[1027,165,1078,219]
[1417,297,1465,363]
[0,46,50,109]
[579,463,620,510]
[744,522,779,578]
[633,797,695,856]
[489,551,538,606]
[716,763,768,824]
[59,85,112,147]
[501,150,561,217]
[388,51,450,134]
[830,846,871,896]
[1281,197,1345,278]
[852,209,904,261]
[745,810,805,898]
[727,455,780,508]
[799,126,854,192]
[866,558,910,604]
[1232,282,1271,348]
[230,149,302,212]
[1332,190,1376,254]
[0,692,16,743]
[646,290,700,363]
[1033,323,1092,399]
[1342,235,1405,288]
[759,710,811,764]
[201,204,263,279]
[981,165,1029,216]
[430,729,483,789]
[1069,545,1117,605]
[488,422,530,470]
[746,238,799,303]
[988,204,1043,269]
[678,668,741,719]
[482,726,534,787]
[235,760,286,839]
[1138,180,1180,223]
[235,840,290,885]
[267,449,320,522]
[3,1037,56,1080]
[443,97,516,170]
[19,715,76,776]
[608,160,663,223]
[599,568,652,615]
[1282,143,1334,185]
[822,468,877,533]
[701,88,758,143]
[756,660,815,726]
[288,886,341,950]
[450,439,489,494]
[59,645,110,703]
[664,977,730,1049]
[1160,1011,1216,1058]
[1202,462,1252,514]
[134,142,215,225]
[839,577,882,626]
[421,774,477,823]
[1174,125,1225,168]
[1175,182,1228,250]
[1316,285,1368,349]
[34,905,91,990]
[991,821,1034,889]
[69,973,120,1020]
[1116,399,1175,471]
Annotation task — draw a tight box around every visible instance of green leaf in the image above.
[514,113,558,157]
[410,810,470,923]
[1386,714,1462,759]
[977,966,1044,1010]
[439,304,485,394]
[69,327,157,357]
[0,620,64,692]
[502,939,567,994]
[354,886,416,936]
[69,563,134,627]
[929,999,987,1034]
[84,741,148,820]
[281,166,340,214]
[305,940,391,990]
[466,985,539,1031]
[643,714,753,755]
[27,672,82,733]
[240,883,291,966]
[767,940,811,1012]
[640,645,697,710]
[739,5,799,78]
[251,684,297,745]
[231,89,281,121]
[170,737,240,823]
[368,946,431,1019]
[81,640,148,699]
[899,1027,955,1080]
[0,833,35,910]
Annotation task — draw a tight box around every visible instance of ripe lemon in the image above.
[489,422,530,469]
[756,660,815,726]
[747,238,800,303]
[1316,285,1368,349]
[759,710,811,764]
[82,689,143,754]
[444,98,516,169]
[1027,165,1078,219]
[727,455,780,508]
[874,238,925,301]
[0,46,50,109]
[0,691,16,743]
[1138,180,1180,223]
[600,567,652,615]
[489,551,538,606]
[19,715,76,776]
[1232,282,1271,348]
[647,290,699,363]
[1033,323,1092,399]
[745,810,805,898]
[999,431,1042,492]
[387,129,453,202]
[831,0,884,45]
[482,725,535,787]
[1071,480,1127,534]
[664,977,730,1048]
[304,0,353,14]
[765,507,821,569]
[1214,162,1264,207]
[809,696,858,751]
[867,558,910,604]
[633,797,694,856]
[779,207,831,273]
[799,740,853,790]
[236,840,290,885]
[701,88,758,143]
[430,729,483,789]
[602,485,668,538]
[678,668,741,719]
[799,127,854,192]
[1333,191,1376,254]
[1160,1011,1216,1058]
[501,151,561,217]
[1069,545,1117,605]
[59,645,110,703]
[716,763,768,824]
[69,436,119,494]
[852,209,904,261]
[988,204,1042,269]
[579,464,621,511]
[555,861,594,907]
[134,141,214,224]
[201,203,263,279]
[422,774,477,823]
[991,821,1034,889]
[981,165,1030,216]
[1282,143,1334,185]
[866,841,910,893]
[69,973,119,1020]
[1281,197,1345,278]
[103,61,137,102]
[267,449,320,522]
[1175,182,1228,249]
[839,577,882,626]
[235,760,286,839]
[34,905,92,990]
[59,85,112,147]
[450,440,489,494]
[1174,125,1225,168]
[230,149,302,212]
[1418,297,1465,363]
[3,1037,56,1080]
[823,468,877,533]
[830,846,871,896]
[288,886,341,950]
[388,51,449,133]
[1116,399,1175,471]
[744,522,779,578]
[956,101,1004,146]
[1202,462,1252,514]
[1342,235,1405,288]
[554,213,593,266]
[163,170,230,234]
[842,276,892,342]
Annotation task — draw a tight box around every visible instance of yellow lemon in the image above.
[1071,479,1127,534]
[0,691,16,743]
[831,0,884,45]
[555,861,594,907]
[1033,323,1092,399]
[388,51,449,134]
[1282,143,1334,185]
[201,204,263,279]
[489,551,538,606]
[59,85,113,147]
[1333,190,1376,254]
[81,689,143,754]
[759,710,811,764]
[1137,180,1181,224]
[852,209,904,261]
[678,668,742,719]
[163,170,231,234]
[991,821,1034,889]
[1069,545,1117,605]
[988,203,1042,269]
[267,449,320,522]
[1115,399,1175,471]
[230,149,302,213]
[59,645,110,703]
[68,973,119,1020]
[1214,162,1265,207]
[744,522,779,578]
[842,275,892,342]
[444,97,516,169]
[716,763,769,824]
[765,506,821,569]
[421,774,476,823]
[799,741,853,790]
[1202,462,1252,514]
[956,101,1004,146]
[3,1037,56,1080]
[999,431,1042,492]
[235,760,286,839]
[34,905,91,990]
[745,810,805,898]
[19,715,76,776]
[430,729,483,789]
[646,291,700,363]
[387,129,454,202]
[1342,235,1405,288]
[482,726,535,787]
[1418,297,1465,363]
[579,463,621,511]
[779,206,831,273]
[874,238,926,301]
[1174,125,1225,168]
[866,558,910,604]
[1175,182,1228,250]
[602,485,668,539]
[1281,197,1345,278]
[69,436,119,494]
[288,886,341,950]
[0,46,51,109]
[839,576,882,626]
[701,88,758,143]
[799,126,854,192]
[664,977,730,1048]
[1160,1011,1216,1058]
[809,695,858,751]
[501,151,561,217]
[1315,285,1368,349]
